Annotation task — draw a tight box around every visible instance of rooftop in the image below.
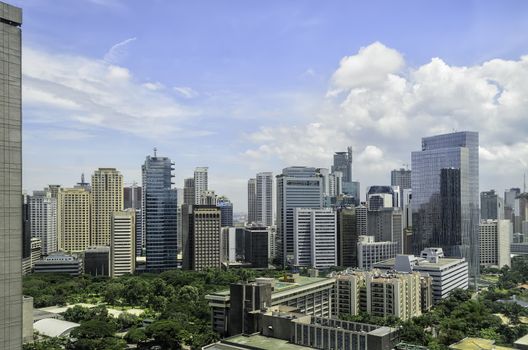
[33,318,80,338]
[216,334,312,350]
[375,256,465,270]
[449,337,514,350]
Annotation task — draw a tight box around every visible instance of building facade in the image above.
[256,172,273,226]
[357,236,398,270]
[183,177,195,205]
[194,167,208,204]
[33,252,82,276]
[332,147,353,183]
[111,210,136,277]
[123,184,141,210]
[58,188,91,252]
[91,168,123,246]
[247,178,257,223]
[480,219,511,268]
[0,4,22,348]
[218,198,234,227]
[142,155,178,271]
[29,190,58,255]
[411,131,480,281]
[337,207,358,267]
[83,246,110,277]
[481,190,504,220]
[367,207,403,254]
[276,167,323,266]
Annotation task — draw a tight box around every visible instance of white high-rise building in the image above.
[293,208,336,268]
[256,172,273,226]
[194,167,208,205]
[29,190,58,255]
[357,235,398,269]
[480,219,511,268]
[111,209,136,277]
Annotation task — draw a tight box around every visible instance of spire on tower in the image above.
[153,147,157,157]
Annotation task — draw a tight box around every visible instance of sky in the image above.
[13,0,528,212]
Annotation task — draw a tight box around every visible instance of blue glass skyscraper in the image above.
[411,131,479,280]
[142,154,178,271]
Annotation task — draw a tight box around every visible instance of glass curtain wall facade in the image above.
[411,131,479,280]
[142,156,178,271]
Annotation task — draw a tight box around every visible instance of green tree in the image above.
[125,327,148,344]
[103,282,125,305]
[146,320,182,349]
[71,320,115,339]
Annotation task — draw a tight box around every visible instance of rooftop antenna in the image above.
[81,173,85,184]
[153,147,157,157]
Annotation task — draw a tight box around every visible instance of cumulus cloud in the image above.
[244,42,528,191]
[23,47,197,138]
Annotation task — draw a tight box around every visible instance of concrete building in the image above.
[357,236,398,269]
[504,188,520,225]
[247,178,257,224]
[83,246,110,277]
[374,248,469,303]
[29,190,58,255]
[480,219,511,268]
[293,208,336,269]
[0,4,22,347]
[356,204,368,236]
[256,172,273,226]
[276,167,323,266]
[182,205,222,271]
[481,190,504,220]
[337,207,358,267]
[183,177,195,205]
[332,147,353,183]
[142,154,178,271]
[243,226,269,268]
[199,190,217,205]
[391,168,411,192]
[91,168,123,246]
[30,238,41,271]
[366,186,394,210]
[194,167,208,205]
[58,188,91,252]
[34,252,82,276]
[411,131,480,282]
[206,274,335,336]
[367,207,403,254]
[111,209,136,277]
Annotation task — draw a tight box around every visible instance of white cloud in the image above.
[103,37,136,64]
[173,86,199,99]
[23,47,197,138]
[245,42,528,191]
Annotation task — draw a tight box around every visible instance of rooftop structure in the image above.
[33,318,80,338]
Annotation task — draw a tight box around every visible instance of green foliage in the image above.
[23,338,66,350]
[146,320,182,349]
[125,327,148,344]
[71,320,116,339]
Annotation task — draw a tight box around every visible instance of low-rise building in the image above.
[83,246,110,277]
[33,252,82,276]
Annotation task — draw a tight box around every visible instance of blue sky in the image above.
[15,0,528,211]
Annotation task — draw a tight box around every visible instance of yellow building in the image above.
[91,168,123,246]
[58,188,91,252]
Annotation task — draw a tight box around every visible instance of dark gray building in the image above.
[337,207,358,267]
[34,252,82,277]
[391,168,411,189]
[142,154,178,271]
[0,3,22,349]
[411,131,480,281]
[243,226,269,268]
[276,167,323,266]
[83,246,110,277]
[481,190,504,220]
[247,178,257,224]
[124,185,141,210]
[367,207,403,254]
[332,147,353,183]
[183,178,195,205]
[218,198,234,227]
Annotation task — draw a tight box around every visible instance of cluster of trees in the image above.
[24,268,282,350]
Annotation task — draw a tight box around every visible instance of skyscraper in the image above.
[367,207,403,254]
[504,187,520,223]
[183,177,195,205]
[391,169,411,190]
[256,172,273,226]
[481,190,504,220]
[0,4,22,348]
[480,219,511,268]
[124,184,141,210]
[276,167,322,266]
[194,167,208,204]
[28,190,58,255]
[111,209,136,277]
[411,131,479,280]
[58,188,91,252]
[91,168,123,246]
[247,178,257,223]
[142,154,178,271]
[336,207,358,267]
[332,146,353,183]
[217,197,234,227]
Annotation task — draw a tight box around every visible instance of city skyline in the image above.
[11,0,528,212]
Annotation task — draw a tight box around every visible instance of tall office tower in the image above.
[332,146,353,183]
[243,226,270,268]
[90,168,123,246]
[479,219,511,268]
[356,204,368,236]
[111,209,136,277]
[183,178,195,205]
[402,189,412,228]
[504,188,521,223]
[182,205,222,271]
[256,172,273,226]
[336,207,358,267]
[176,188,184,256]
[480,190,504,220]
[123,184,141,210]
[58,188,91,252]
[367,208,404,254]
[28,190,58,255]
[366,186,394,210]
[0,4,22,348]
[411,131,480,280]
[217,197,234,227]
[22,194,31,274]
[276,167,323,266]
[193,167,208,204]
[142,154,178,271]
[391,168,411,209]
[293,208,336,268]
[247,178,257,223]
